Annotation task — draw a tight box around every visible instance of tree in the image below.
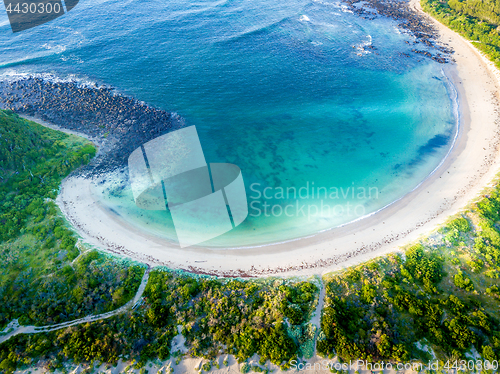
[454,271,474,292]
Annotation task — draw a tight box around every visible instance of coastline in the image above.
[19,114,100,147]
[55,3,500,277]
[236,66,462,252]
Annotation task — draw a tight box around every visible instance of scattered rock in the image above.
[0,76,185,176]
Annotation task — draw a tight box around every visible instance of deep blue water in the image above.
[0,0,457,246]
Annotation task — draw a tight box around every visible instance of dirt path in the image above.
[310,278,326,352]
[0,268,150,344]
[0,115,151,345]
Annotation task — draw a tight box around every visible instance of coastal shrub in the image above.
[141,271,317,363]
[467,257,484,272]
[1,109,500,374]
[240,362,250,373]
[0,111,143,327]
[320,230,500,362]
[448,0,500,26]
[202,361,211,371]
[486,284,499,295]
[443,217,471,245]
[453,270,474,291]
[402,244,444,292]
[448,217,471,233]
[483,345,498,361]
[422,0,500,68]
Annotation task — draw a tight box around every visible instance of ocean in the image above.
[0,0,457,247]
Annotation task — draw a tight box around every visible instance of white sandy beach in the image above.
[55,2,500,278]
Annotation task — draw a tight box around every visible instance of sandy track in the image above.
[0,268,150,344]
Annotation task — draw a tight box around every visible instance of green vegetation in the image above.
[0,109,499,372]
[318,193,500,362]
[0,109,320,372]
[449,0,500,24]
[0,271,319,372]
[0,110,149,371]
[0,110,145,328]
[139,272,318,366]
[422,0,500,67]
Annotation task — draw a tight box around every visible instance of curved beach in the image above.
[57,2,500,277]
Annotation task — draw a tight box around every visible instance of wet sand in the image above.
[57,20,500,276]
[1,0,494,277]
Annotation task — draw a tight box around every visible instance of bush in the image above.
[454,271,474,292]
[240,362,250,373]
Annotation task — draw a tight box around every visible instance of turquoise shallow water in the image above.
[0,0,457,247]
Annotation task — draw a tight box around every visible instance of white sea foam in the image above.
[353,34,373,56]
[0,71,104,89]
[41,43,67,54]
[340,4,354,13]
[61,55,85,64]
[311,0,343,9]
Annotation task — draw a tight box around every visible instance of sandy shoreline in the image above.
[56,3,500,277]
